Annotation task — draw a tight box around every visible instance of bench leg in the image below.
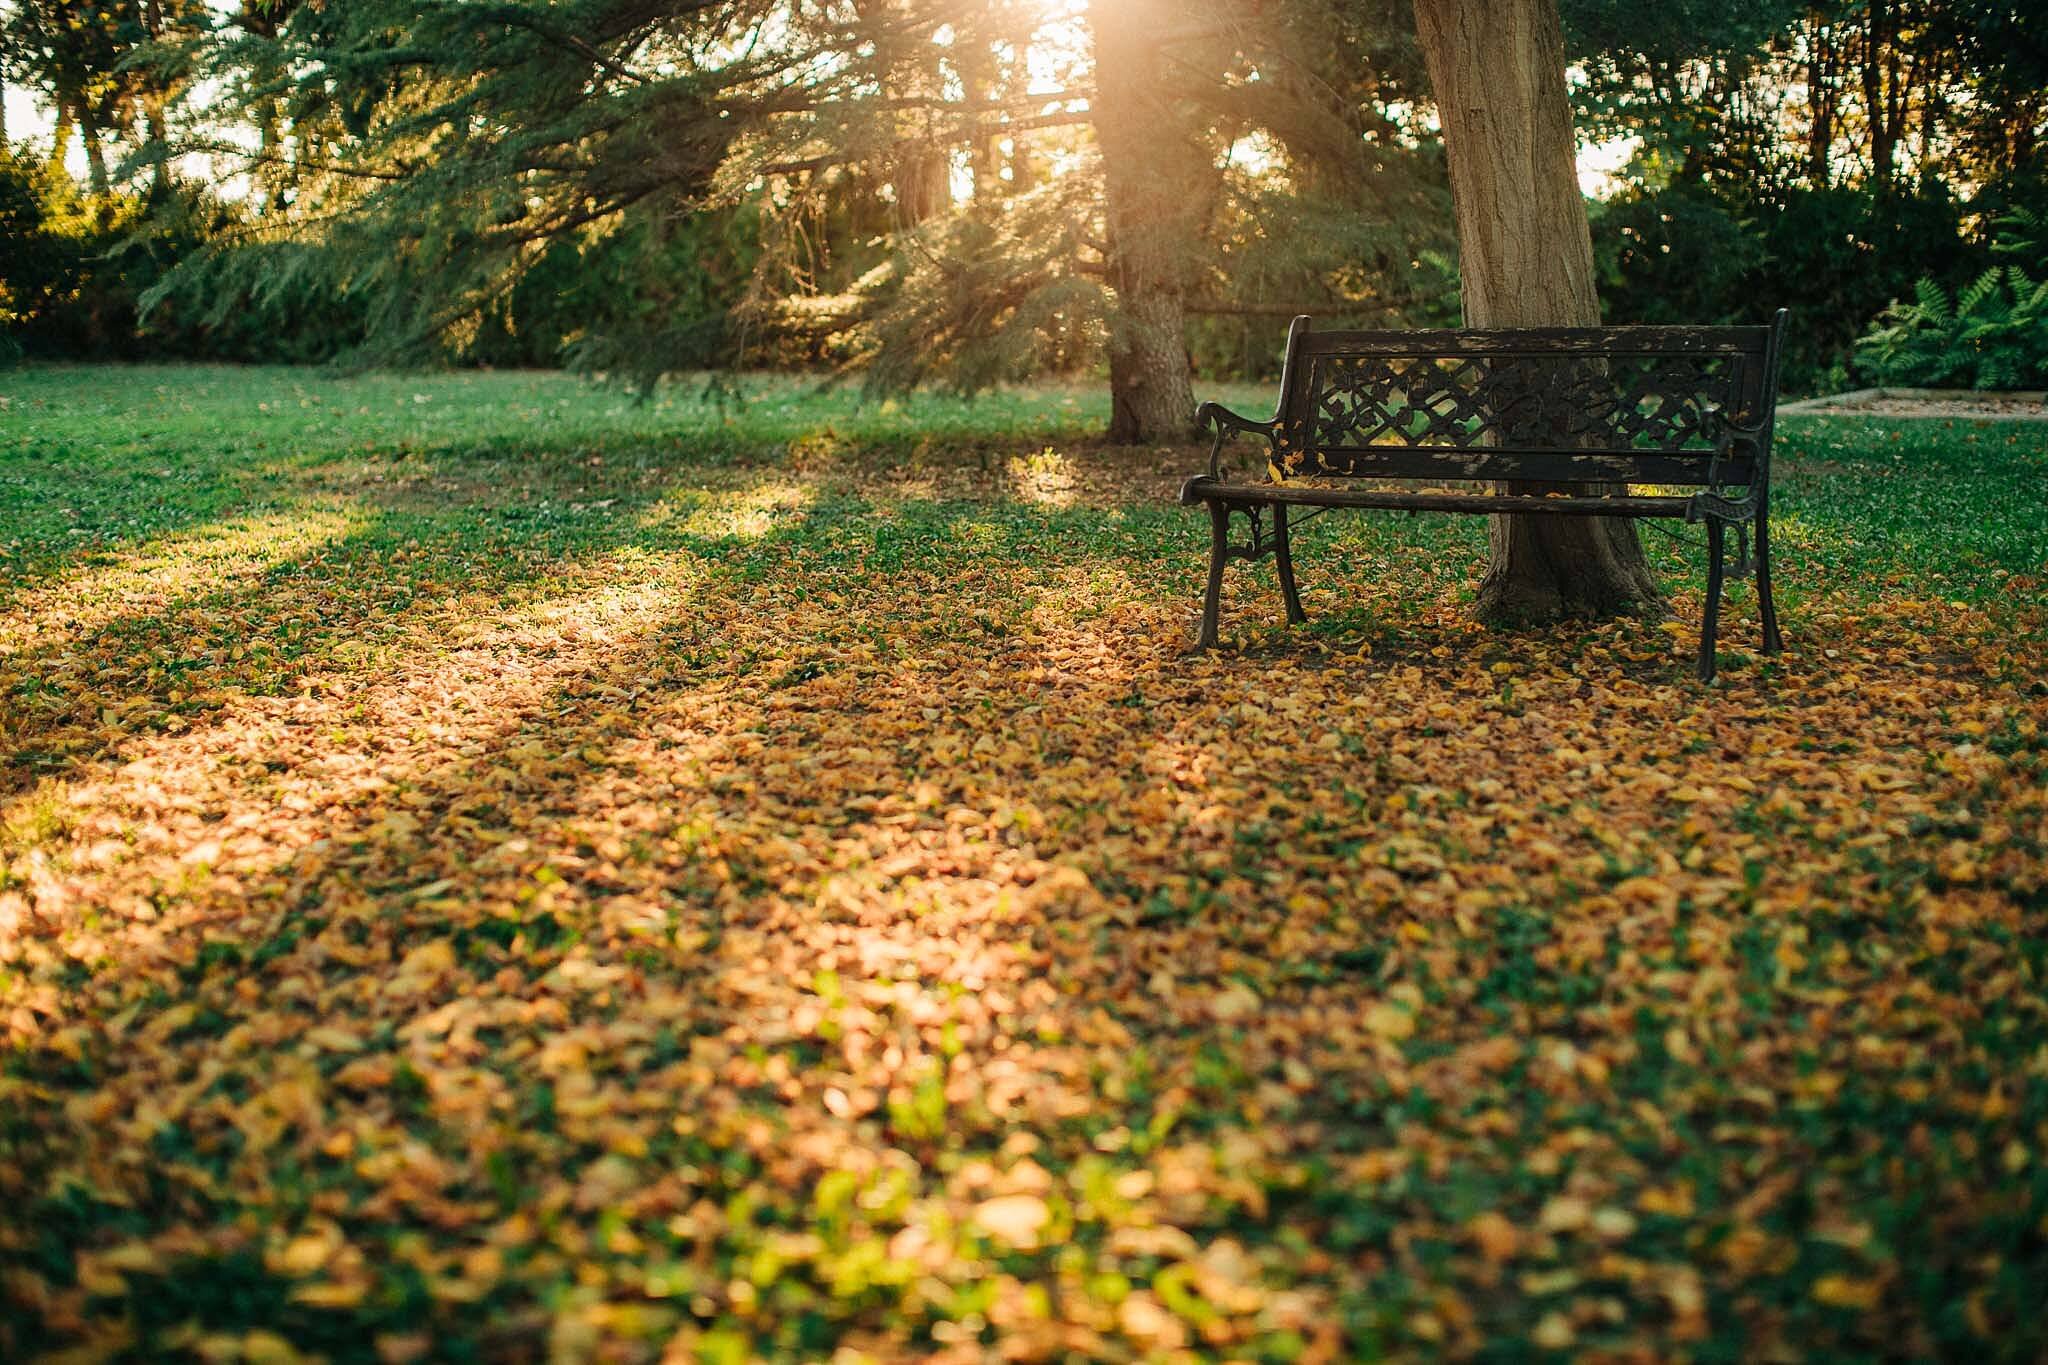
[1272,503,1307,626]
[1199,500,1229,649]
[1699,518,1726,682]
[1754,506,1783,655]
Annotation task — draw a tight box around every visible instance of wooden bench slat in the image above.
[1188,482,1695,518]
[1276,448,1755,486]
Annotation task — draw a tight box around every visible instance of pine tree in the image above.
[746,0,1452,442]
[172,0,1452,441]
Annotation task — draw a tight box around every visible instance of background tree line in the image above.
[2,0,2043,419]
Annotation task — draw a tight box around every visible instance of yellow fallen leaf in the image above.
[242,1328,311,1363]
[290,1278,371,1309]
[97,1242,163,1274]
[274,1232,338,1277]
[1210,982,1261,1022]
[975,1194,1051,1249]
[1637,1182,1695,1218]
[1539,1195,1591,1233]
[1591,1206,1637,1241]
[305,1026,364,1053]
[1365,1001,1415,1041]
[1467,1211,1520,1264]
[1812,1274,1882,1310]
[397,939,458,977]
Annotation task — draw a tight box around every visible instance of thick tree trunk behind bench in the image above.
[1414,0,1665,621]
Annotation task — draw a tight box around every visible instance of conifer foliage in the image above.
[168,0,1450,440]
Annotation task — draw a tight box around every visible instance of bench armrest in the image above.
[1197,400,1279,437]
[1692,401,1773,522]
[1194,401,1281,482]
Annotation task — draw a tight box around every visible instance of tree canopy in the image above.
[2,0,2043,408]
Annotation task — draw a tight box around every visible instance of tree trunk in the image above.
[1861,0,1898,194]
[143,0,172,198]
[1414,0,1664,621]
[1807,21,1838,188]
[80,110,111,197]
[957,39,1001,209]
[144,102,170,197]
[1090,0,1199,445]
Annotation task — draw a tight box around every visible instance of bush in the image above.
[0,150,100,356]
[1592,179,1993,395]
[1592,183,1762,326]
[1855,210,2048,390]
[0,149,373,364]
[1749,183,1986,393]
[462,208,756,378]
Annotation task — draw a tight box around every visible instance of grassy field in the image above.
[3,364,2046,1362]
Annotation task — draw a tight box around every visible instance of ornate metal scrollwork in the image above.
[1221,502,1270,562]
[1306,351,1743,453]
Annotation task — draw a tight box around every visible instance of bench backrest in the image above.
[1272,312,1788,487]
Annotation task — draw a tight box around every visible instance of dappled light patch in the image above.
[1004,447,1082,508]
[0,504,365,659]
[670,481,819,542]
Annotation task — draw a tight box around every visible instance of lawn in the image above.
[3,364,2046,1362]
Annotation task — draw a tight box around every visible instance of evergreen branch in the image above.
[175,139,412,182]
[758,111,1094,177]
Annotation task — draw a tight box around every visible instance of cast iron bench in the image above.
[1179,311,1788,680]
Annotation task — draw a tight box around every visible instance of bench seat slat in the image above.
[1189,481,1695,518]
[1279,448,1754,486]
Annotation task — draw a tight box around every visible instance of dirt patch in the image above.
[1781,387,2048,420]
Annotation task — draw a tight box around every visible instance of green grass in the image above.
[1,364,2045,1363]
[7,365,2040,611]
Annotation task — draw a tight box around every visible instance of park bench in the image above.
[1180,311,1789,680]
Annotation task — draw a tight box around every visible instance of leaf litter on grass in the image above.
[0,368,2045,1362]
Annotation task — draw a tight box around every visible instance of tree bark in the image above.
[1807,20,1838,189]
[142,0,171,197]
[1414,0,1664,622]
[1090,0,1199,445]
[1861,0,1899,194]
[80,108,111,197]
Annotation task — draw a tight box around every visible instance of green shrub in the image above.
[1592,180,1994,395]
[1855,210,2048,390]
[1592,183,1763,326]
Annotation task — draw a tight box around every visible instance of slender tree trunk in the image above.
[1861,0,1898,193]
[958,40,1000,209]
[1090,0,1199,445]
[144,103,169,197]
[0,73,9,147]
[2010,94,2042,174]
[257,97,281,213]
[889,147,948,225]
[1918,47,1942,165]
[80,110,110,197]
[1808,22,1837,188]
[1414,0,1664,621]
